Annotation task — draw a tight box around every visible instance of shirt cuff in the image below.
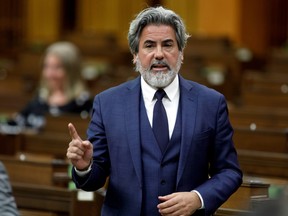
[192,190,205,209]
[74,161,93,177]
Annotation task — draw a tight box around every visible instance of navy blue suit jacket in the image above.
[73,75,242,216]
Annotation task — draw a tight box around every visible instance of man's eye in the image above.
[164,43,173,47]
[145,44,153,48]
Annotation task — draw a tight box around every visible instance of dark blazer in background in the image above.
[0,161,19,216]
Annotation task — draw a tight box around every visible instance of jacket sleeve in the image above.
[72,94,110,191]
[195,95,243,215]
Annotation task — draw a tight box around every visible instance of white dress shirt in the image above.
[141,75,180,138]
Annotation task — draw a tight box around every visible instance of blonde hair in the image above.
[38,41,87,101]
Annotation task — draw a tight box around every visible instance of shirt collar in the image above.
[141,75,179,102]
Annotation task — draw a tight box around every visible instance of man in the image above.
[0,161,19,216]
[67,6,242,216]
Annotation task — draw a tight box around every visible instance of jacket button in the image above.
[160,180,166,185]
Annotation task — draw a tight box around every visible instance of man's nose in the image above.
[154,46,164,59]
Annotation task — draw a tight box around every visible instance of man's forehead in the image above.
[140,24,176,41]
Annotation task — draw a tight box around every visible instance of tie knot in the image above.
[155,89,166,100]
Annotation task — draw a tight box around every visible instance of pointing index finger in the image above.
[68,123,82,141]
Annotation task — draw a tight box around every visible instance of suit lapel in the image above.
[124,77,143,187]
[123,75,198,188]
[177,76,198,186]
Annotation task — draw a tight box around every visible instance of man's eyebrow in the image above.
[143,40,155,44]
[162,39,174,43]
[143,39,174,44]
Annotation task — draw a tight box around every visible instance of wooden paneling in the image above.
[77,0,147,48]
[24,0,61,43]
[240,0,288,56]
[196,0,241,43]
[163,0,198,34]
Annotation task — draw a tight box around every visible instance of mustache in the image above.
[150,60,171,70]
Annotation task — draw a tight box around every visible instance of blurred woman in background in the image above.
[6,41,92,130]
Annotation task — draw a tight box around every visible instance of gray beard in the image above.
[135,55,182,88]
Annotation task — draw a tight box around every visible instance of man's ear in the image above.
[133,54,137,64]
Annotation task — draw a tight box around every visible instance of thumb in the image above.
[82,140,93,150]
[68,123,82,141]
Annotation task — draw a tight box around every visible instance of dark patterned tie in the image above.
[152,89,169,153]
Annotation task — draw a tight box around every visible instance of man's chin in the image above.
[146,78,172,88]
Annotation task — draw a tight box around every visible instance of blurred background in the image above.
[0,1,288,215]
[0,0,287,110]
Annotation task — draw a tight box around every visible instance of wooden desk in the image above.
[44,114,90,138]
[238,150,288,178]
[13,182,104,216]
[0,153,68,187]
[229,106,288,129]
[240,70,288,109]
[0,114,90,157]
[241,91,288,109]
[233,127,288,153]
[221,181,269,210]
[215,208,252,216]
[22,132,70,158]
[0,133,22,155]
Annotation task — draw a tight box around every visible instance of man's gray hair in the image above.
[128,6,190,55]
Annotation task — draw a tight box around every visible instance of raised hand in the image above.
[66,123,93,170]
